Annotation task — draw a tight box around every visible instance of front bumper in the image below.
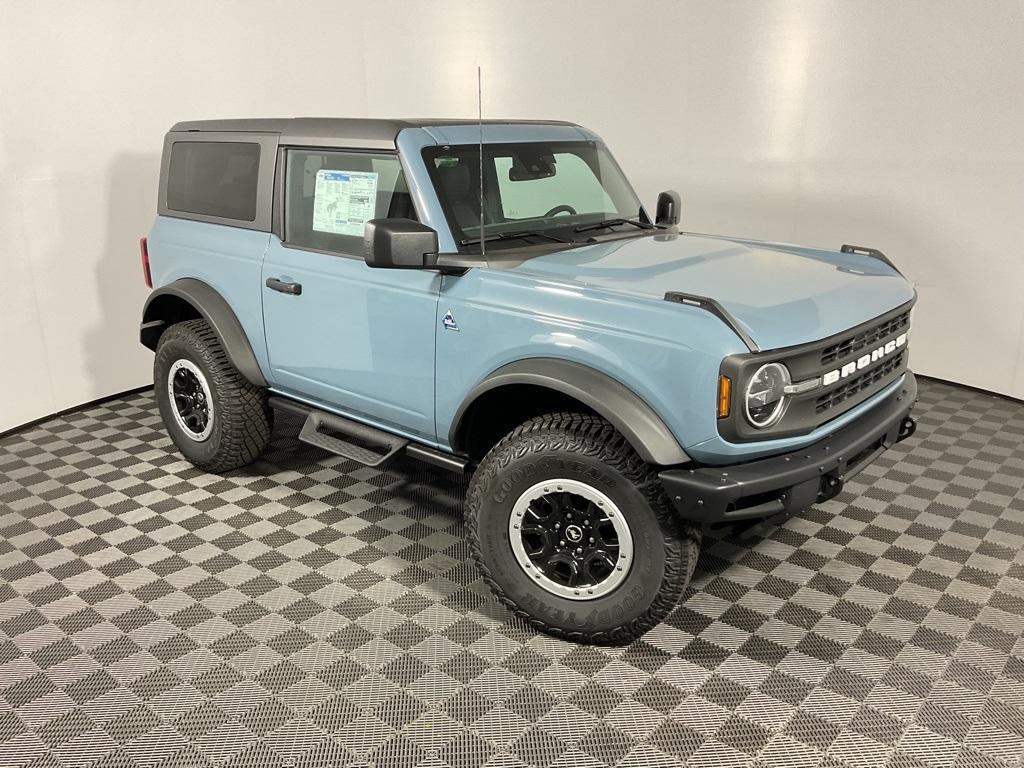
[660,372,918,523]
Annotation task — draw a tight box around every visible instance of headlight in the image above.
[744,363,790,428]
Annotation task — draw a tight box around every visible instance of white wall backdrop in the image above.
[1,0,1022,432]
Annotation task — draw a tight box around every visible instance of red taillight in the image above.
[140,237,152,288]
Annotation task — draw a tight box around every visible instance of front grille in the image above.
[815,350,905,413]
[719,300,914,442]
[821,311,910,366]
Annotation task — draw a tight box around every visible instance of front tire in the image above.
[154,319,272,472]
[467,413,700,645]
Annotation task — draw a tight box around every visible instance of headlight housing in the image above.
[744,363,791,428]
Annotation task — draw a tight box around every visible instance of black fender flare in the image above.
[140,278,267,387]
[450,358,689,466]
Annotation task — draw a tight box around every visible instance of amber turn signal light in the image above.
[717,375,732,419]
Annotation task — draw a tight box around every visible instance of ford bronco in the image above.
[140,118,917,644]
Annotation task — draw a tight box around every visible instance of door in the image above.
[262,147,441,442]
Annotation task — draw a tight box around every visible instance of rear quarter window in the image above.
[166,141,260,221]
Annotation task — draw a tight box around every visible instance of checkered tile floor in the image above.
[1,379,1022,768]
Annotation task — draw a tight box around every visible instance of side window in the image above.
[285,149,416,255]
[494,152,615,220]
[166,141,260,221]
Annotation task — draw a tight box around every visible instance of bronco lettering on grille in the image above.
[822,332,907,386]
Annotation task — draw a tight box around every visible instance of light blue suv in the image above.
[140,118,917,644]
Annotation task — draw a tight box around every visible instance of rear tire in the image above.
[154,319,272,472]
[467,412,700,645]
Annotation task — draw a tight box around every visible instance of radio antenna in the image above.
[477,66,485,257]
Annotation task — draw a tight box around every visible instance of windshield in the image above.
[423,141,645,252]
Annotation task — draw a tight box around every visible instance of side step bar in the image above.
[299,410,407,467]
[268,397,469,472]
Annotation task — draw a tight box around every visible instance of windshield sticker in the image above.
[312,169,378,236]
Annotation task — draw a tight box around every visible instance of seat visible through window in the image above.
[285,149,417,255]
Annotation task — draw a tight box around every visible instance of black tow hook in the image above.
[897,416,917,442]
[818,474,844,503]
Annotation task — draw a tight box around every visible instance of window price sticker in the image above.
[312,169,378,236]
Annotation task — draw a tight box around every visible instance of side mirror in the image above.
[655,190,681,227]
[364,218,439,269]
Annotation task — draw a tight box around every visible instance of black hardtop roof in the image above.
[170,117,582,146]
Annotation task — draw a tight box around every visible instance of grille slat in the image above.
[815,350,905,413]
[821,312,910,366]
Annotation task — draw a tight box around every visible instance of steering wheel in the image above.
[544,204,577,217]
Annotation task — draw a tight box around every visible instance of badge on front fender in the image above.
[442,309,460,332]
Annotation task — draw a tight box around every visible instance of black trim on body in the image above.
[664,292,759,352]
[265,277,302,295]
[661,372,917,523]
[268,396,470,473]
[271,146,285,240]
[140,279,268,388]
[450,358,689,466]
[841,244,900,274]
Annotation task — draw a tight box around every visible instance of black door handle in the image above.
[266,277,302,295]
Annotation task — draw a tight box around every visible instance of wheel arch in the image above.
[141,278,267,387]
[450,358,689,466]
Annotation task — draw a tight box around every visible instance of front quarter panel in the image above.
[434,267,748,458]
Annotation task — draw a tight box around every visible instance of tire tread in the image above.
[466,412,700,645]
[156,319,271,473]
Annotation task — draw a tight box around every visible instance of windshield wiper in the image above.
[460,230,572,246]
[573,218,656,234]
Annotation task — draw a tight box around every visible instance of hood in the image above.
[507,232,916,350]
